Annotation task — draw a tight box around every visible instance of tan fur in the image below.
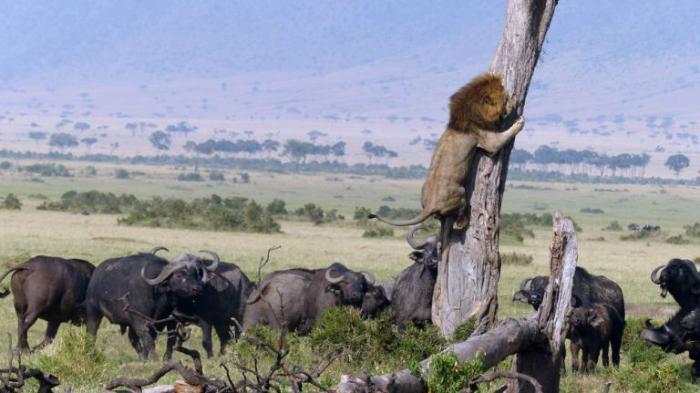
[369,73,524,228]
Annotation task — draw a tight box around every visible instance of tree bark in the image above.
[336,215,577,393]
[432,0,559,338]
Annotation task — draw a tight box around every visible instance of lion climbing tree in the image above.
[336,214,578,393]
[432,0,559,337]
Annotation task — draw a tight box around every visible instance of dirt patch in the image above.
[626,303,677,318]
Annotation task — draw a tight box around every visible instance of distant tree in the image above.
[307,130,327,142]
[28,131,47,145]
[331,141,346,161]
[125,122,139,136]
[80,137,98,153]
[283,139,315,164]
[149,131,172,151]
[665,153,690,176]
[362,141,397,163]
[166,121,198,137]
[510,149,533,170]
[73,122,91,132]
[49,133,79,152]
[109,142,120,155]
[262,139,280,158]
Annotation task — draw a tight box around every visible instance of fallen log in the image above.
[336,213,577,393]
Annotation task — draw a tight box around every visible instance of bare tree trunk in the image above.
[336,214,577,393]
[432,0,559,338]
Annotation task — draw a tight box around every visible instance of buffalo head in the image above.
[324,262,371,306]
[650,259,700,309]
[406,226,440,271]
[141,250,220,298]
[361,284,390,318]
[512,276,549,310]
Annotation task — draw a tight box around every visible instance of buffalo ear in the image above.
[409,251,424,262]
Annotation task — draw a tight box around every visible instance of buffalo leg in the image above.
[611,329,622,367]
[86,307,102,337]
[570,341,580,372]
[601,341,610,368]
[132,324,155,360]
[17,310,40,352]
[35,320,61,350]
[587,344,599,373]
[201,322,214,358]
[215,323,233,355]
[127,327,142,354]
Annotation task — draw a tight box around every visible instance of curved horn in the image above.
[361,271,376,285]
[406,226,428,249]
[199,250,220,271]
[325,268,345,284]
[141,261,186,286]
[519,278,533,291]
[650,265,665,284]
[148,246,169,255]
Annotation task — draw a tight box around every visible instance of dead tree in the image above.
[336,214,577,393]
[431,0,559,337]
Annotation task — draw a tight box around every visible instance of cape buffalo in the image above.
[86,248,217,359]
[174,252,255,357]
[243,262,371,333]
[361,282,390,319]
[513,266,625,369]
[0,256,94,352]
[391,226,439,326]
[568,303,624,372]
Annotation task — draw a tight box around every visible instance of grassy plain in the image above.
[0,159,699,391]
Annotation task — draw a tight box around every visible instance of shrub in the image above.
[666,235,690,245]
[0,161,11,170]
[38,190,138,214]
[266,198,288,215]
[605,220,623,231]
[177,172,204,182]
[240,172,251,183]
[500,252,533,266]
[83,165,97,176]
[580,207,605,214]
[23,163,72,177]
[3,193,21,210]
[362,225,394,238]
[621,230,660,241]
[294,203,325,225]
[685,223,700,238]
[34,327,113,390]
[208,171,225,181]
[353,206,372,225]
[451,319,476,343]
[114,168,130,179]
[426,351,485,393]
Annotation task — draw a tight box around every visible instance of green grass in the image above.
[0,159,699,391]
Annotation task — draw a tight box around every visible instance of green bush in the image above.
[83,165,97,176]
[353,206,372,225]
[23,163,72,177]
[685,223,700,238]
[362,225,394,238]
[208,171,225,181]
[426,352,485,393]
[114,168,130,179]
[38,190,138,214]
[34,327,113,390]
[500,252,533,266]
[666,235,690,245]
[0,161,11,170]
[177,172,204,181]
[294,203,338,225]
[605,220,623,231]
[451,319,476,343]
[266,198,288,215]
[3,193,21,210]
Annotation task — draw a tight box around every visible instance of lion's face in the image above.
[479,86,506,127]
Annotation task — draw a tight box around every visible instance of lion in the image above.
[369,73,524,239]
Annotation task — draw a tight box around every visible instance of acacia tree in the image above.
[431,0,558,340]
[665,153,690,176]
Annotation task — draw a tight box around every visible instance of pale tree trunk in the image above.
[336,214,577,393]
[432,0,559,338]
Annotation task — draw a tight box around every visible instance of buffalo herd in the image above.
[0,228,697,378]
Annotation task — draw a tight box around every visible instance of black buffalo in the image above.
[568,303,624,372]
[0,256,94,352]
[513,266,625,369]
[86,248,217,359]
[243,262,371,333]
[642,258,700,379]
[391,226,440,326]
[175,252,255,357]
[361,282,390,319]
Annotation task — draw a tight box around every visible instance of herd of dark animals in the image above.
[0,71,697,385]
[2,231,699,378]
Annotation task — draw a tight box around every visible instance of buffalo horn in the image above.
[148,246,169,255]
[361,271,376,284]
[650,265,665,284]
[519,278,532,291]
[198,250,220,271]
[325,268,345,284]
[141,260,187,286]
[406,226,428,250]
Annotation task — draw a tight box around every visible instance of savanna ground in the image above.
[0,159,699,392]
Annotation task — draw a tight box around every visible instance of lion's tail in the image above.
[368,209,434,227]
